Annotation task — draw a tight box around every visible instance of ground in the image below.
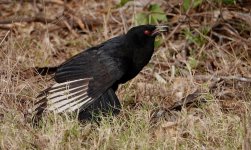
[0,0,251,149]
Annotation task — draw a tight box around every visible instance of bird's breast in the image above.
[133,47,154,68]
[117,47,154,84]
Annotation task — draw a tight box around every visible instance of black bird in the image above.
[31,25,168,121]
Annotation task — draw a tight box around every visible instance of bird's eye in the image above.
[144,30,151,35]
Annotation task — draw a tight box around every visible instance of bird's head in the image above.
[126,25,169,48]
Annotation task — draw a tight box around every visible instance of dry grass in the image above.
[0,0,251,149]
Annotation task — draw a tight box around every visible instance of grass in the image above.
[0,0,251,149]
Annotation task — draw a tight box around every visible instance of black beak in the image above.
[152,25,169,36]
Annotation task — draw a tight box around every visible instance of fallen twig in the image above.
[0,30,10,46]
[0,25,14,30]
[194,75,251,83]
[0,16,54,24]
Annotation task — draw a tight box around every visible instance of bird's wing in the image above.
[33,46,124,115]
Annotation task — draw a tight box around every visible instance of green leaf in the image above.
[151,13,167,22]
[135,13,148,25]
[183,0,190,11]
[154,37,163,48]
[183,28,208,47]
[183,0,203,12]
[149,15,158,24]
[118,0,132,7]
[149,4,163,13]
[188,57,198,69]
[134,3,167,25]
[148,4,167,24]
[194,0,203,8]
[223,0,236,4]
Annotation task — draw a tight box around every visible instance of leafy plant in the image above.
[188,56,199,69]
[183,27,210,47]
[214,0,236,5]
[118,0,132,7]
[135,4,167,25]
[222,0,236,4]
[183,0,203,12]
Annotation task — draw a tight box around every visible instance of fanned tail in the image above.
[30,85,121,124]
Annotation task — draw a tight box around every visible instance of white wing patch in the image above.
[34,78,95,114]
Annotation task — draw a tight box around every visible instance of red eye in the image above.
[144,30,151,35]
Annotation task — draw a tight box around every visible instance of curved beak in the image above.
[152,25,169,36]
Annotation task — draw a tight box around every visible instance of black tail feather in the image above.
[78,88,121,121]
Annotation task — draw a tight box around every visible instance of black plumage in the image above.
[31,25,168,122]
